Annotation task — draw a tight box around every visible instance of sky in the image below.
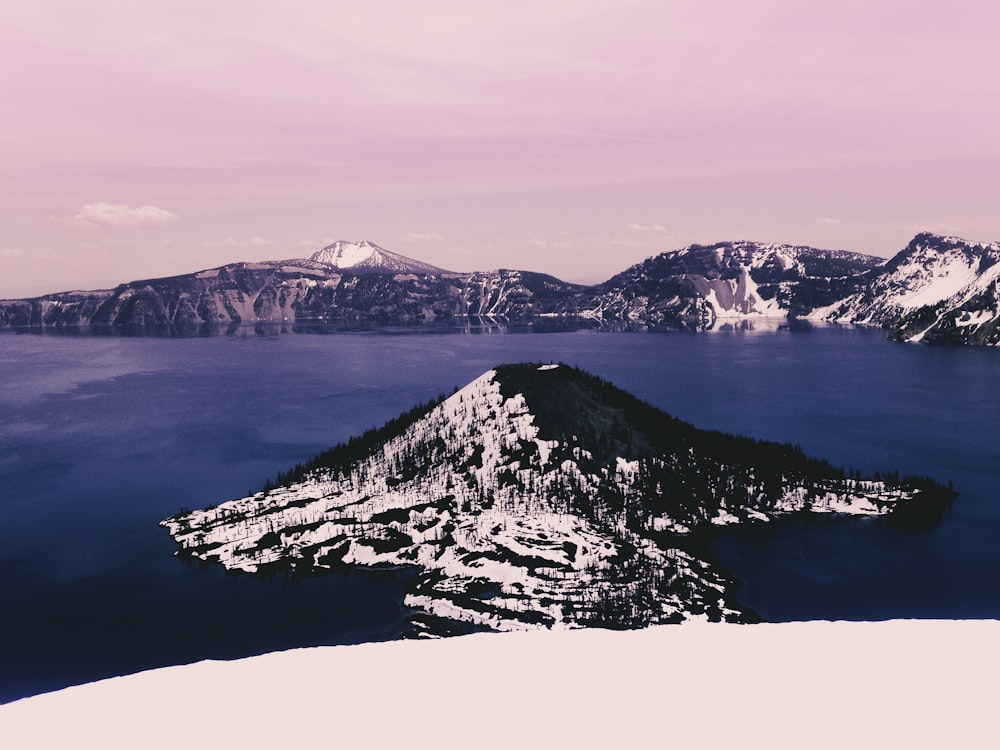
[2,0,999,296]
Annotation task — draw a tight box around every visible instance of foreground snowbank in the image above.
[2,621,995,749]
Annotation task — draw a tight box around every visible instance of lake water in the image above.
[1,323,998,702]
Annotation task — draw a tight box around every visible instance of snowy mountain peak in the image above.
[309,240,448,275]
[908,231,980,248]
[162,363,950,634]
[895,232,998,264]
[817,233,1000,344]
[310,240,379,267]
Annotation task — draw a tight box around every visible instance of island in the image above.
[163,363,955,631]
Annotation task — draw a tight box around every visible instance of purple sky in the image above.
[3,0,999,296]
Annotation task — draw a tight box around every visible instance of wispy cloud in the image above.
[526,237,570,250]
[627,222,668,234]
[74,202,177,228]
[203,237,273,248]
[815,218,841,226]
[400,232,446,242]
[520,128,793,157]
[296,238,337,249]
[0,247,25,257]
[901,223,960,235]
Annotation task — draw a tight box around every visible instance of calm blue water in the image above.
[1,324,997,701]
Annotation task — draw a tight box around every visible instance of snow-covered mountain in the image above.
[310,240,448,274]
[813,233,1000,345]
[587,241,879,327]
[162,364,951,633]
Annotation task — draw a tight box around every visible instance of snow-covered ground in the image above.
[1,621,995,749]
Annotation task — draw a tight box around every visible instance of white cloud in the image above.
[73,202,177,228]
[203,237,273,248]
[297,238,338,248]
[815,217,841,226]
[0,248,25,257]
[400,232,446,242]
[627,222,668,234]
[609,237,647,248]
[901,223,961,235]
[526,237,570,250]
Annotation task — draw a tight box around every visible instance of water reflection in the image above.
[1,315,824,338]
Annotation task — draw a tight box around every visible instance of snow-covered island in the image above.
[162,363,954,632]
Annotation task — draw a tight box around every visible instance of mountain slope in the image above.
[814,233,1000,345]
[162,364,952,632]
[310,240,449,274]
[586,241,880,327]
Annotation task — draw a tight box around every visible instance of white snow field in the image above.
[1,621,995,749]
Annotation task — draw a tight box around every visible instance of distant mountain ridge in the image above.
[162,363,953,631]
[2,233,998,345]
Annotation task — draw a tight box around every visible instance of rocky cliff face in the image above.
[292,268,590,322]
[585,241,880,327]
[0,261,332,328]
[813,233,1000,345]
[0,262,589,329]
[162,364,951,632]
